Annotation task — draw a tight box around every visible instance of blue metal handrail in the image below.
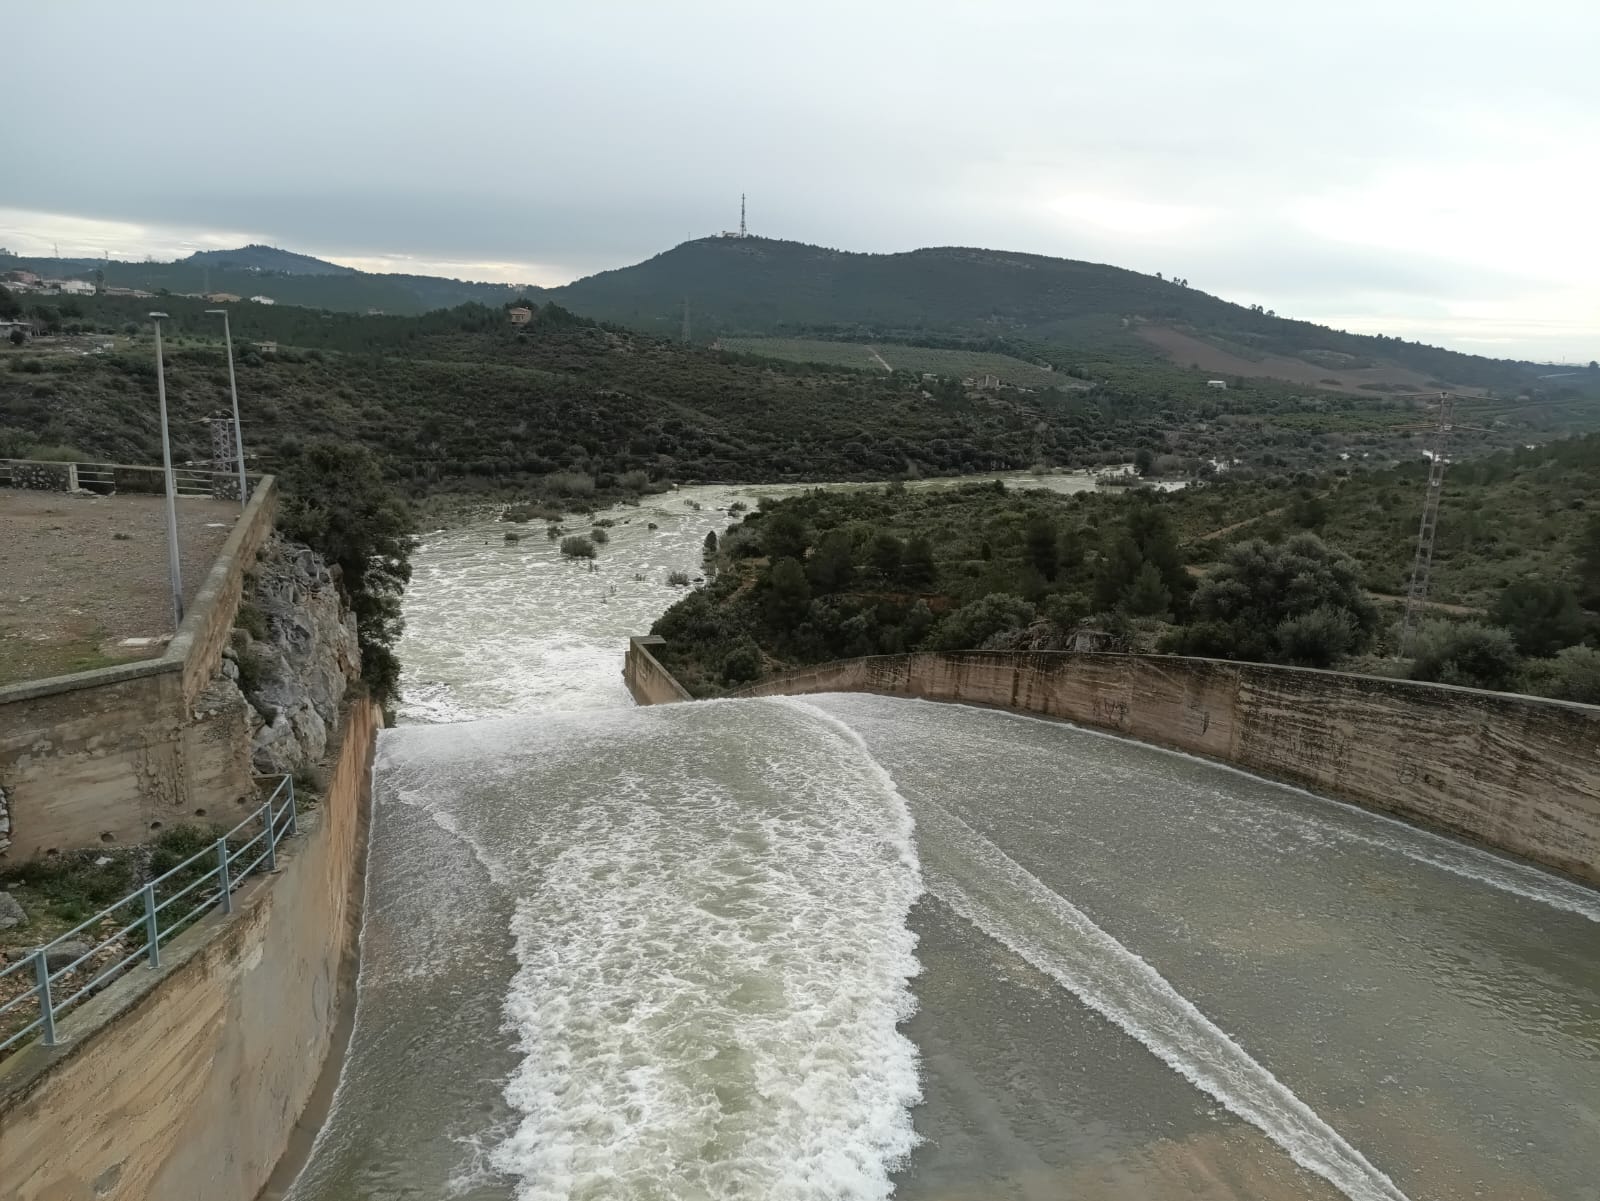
[0,776,297,1054]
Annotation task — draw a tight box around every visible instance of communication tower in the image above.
[1398,393,1455,656]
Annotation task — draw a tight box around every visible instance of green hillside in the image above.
[547,238,1574,397]
[719,337,1068,388]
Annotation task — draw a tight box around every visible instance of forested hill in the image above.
[547,237,1561,396]
[0,247,529,315]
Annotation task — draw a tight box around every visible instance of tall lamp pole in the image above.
[149,312,184,628]
[206,308,248,506]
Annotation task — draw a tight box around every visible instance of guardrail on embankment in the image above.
[0,777,297,1056]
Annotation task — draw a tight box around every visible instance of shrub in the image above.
[618,469,651,492]
[560,535,597,559]
[721,640,762,684]
[764,557,812,627]
[543,471,596,497]
[1524,644,1600,703]
[928,593,1035,651]
[546,524,563,540]
[1275,605,1358,668]
[667,570,691,586]
[1491,579,1586,657]
[1407,619,1522,691]
[590,526,609,544]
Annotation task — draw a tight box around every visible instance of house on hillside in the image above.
[4,270,40,286]
[204,292,242,303]
[249,295,276,305]
[508,307,533,325]
[0,319,33,342]
[1206,379,1228,389]
[257,341,278,354]
[43,279,95,295]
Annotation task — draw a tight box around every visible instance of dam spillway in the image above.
[284,489,1600,1201]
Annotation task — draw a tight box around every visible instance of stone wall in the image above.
[626,643,1600,885]
[0,480,277,860]
[0,697,381,1201]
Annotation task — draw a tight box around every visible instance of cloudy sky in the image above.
[5,1,1596,360]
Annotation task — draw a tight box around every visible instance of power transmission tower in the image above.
[1399,393,1454,656]
[740,193,747,238]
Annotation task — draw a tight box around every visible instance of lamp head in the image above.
[148,311,169,320]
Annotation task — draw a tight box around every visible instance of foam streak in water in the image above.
[787,699,1411,1201]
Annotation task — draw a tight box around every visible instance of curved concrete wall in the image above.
[626,644,1600,886]
[0,698,380,1201]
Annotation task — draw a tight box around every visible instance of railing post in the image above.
[263,800,277,871]
[34,950,57,1047]
[215,838,233,915]
[286,777,297,838]
[142,884,161,968]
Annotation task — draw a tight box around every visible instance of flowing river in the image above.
[285,483,1600,1201]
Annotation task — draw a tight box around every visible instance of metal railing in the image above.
[0,459,255,498]
[0,776,296,1054]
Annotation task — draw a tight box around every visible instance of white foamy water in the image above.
[373,703,924,1201]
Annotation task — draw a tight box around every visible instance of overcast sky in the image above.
[4,1,1596,360]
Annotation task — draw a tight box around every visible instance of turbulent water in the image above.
[287,484,1600,1201]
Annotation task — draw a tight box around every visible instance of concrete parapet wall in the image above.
[0,479,277,859]
[624,636,693,706]
[626,643,1600,885]
[0,697,380,1201]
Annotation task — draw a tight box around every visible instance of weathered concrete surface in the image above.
[624,635,692,706]
[625,644,1600,886]
[0,481,277,859]
[0,697,380,1201]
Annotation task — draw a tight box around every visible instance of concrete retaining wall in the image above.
[0,479,276,859]
[626,643,1600,885]
[624,636,692,705]
[0,697,381,1201]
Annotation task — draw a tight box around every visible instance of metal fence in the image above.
[0,459,253,499]
[0,776,297,1054]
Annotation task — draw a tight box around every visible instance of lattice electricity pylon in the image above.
[1398,393,1455,656]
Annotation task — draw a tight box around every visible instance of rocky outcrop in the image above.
[219,536,362,777]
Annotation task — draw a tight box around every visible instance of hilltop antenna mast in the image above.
[1398,392,1455,657]
[740,193,746,239]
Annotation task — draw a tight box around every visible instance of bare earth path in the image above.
[0,489,241,685]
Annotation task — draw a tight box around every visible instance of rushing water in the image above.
[286,484,1600,1201]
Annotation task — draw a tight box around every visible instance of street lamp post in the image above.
[205,308,248,506]
[149,312,184,628]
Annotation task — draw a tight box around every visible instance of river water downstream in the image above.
[286,483,1600,1201]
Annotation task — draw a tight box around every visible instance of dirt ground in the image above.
[0,489,242,685]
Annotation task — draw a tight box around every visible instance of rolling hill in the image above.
[544,237,1563,397]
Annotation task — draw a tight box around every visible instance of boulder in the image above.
[45,939,95,973]
[0,892,27,930]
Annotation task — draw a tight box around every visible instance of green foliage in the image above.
[929,593,1036,651]
[1491,580,1586,657]
[1174,534,1378,665]
[808,530,855,591]
[1524,644,1600,704]
[868,532,904,577]
[760,512,809,562]
[765,558,811,627]
[1123,562,1172,617]
[560,535,597,559]
[1024,514,1059,580]
[276,441,414,705]
[1579,515,1600,610]
[703,530,718,553]
[1408,620,1522,691]
[590,526,609,544]
[666,570,691,587]
[903,536,936,588]
[721,640,762,684]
